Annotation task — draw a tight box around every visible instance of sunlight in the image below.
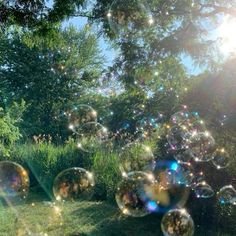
[218,16,236,54]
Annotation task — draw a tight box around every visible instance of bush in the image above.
[2,141,92,198]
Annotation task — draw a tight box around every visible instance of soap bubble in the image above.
[217,185,236,205]
[187,131,215,162]
[115,171,153,217]
[107,0,154,37]
[76,122,109,153]
[53,167,95,201]
[67,105,97,133]
[0,161,29,203]
[212,148,231,169]
[173,149,193,164]
[170,110,193,125]
[119,142,155,174]
[143,161,190,213]
[161,209,194,236]
[167,125,191,151]
[193,181,214,198]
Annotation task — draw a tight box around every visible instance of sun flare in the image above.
[218,16,236,54]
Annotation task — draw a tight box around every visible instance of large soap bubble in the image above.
[115,171,153,217]
[67,104,97,134]
[161,209,194,236]
[0,161,29,203]
[119,142,155,174]
[143,161,190,213]
[212,148,231,169]
[53,167,95,201]
[217,185,236,205]
[76,122,109,153]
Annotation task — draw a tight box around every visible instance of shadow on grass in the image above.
[70,203,163,236]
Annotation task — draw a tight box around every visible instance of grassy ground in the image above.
[0,193,234,236]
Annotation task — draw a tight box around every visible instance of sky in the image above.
[56,1,230,76]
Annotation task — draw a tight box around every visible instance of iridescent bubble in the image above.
[107,0,154,37]
[212,148,231,169]
[193,181,214,198]
[217,185,236,205]
[119,142,155,174]
[76,122,109,153]
[0,161,29,203]
[67,104,97,133]
[187,131,215,162]
[161,209,194,236]
[143,161,190,213]
[115,171,153,217]
[167,125,190,151]
[53,167,95,201]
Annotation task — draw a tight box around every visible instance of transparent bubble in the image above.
[187,131,215,162]
[167,125,191,151]
[0,161,29,203]
[53,167,95,201]
[115,171,153,217]
[217,185,236,205]
[107,0,154,37]
[143,161,190,213]
[119,142,155,174]
[193,181,214,198]
[67,105,97,133]
[136,116,160,133]
[170,110,193,125]
[173,149,193,164]
[76,122,109,153]
[161,209,194,236]
[212,148,231,169]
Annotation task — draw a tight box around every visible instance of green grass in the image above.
[0,193,234,236]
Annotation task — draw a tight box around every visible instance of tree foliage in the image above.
[0,26,104,139]
[0,100,26,157]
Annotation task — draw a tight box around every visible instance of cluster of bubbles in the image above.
[115,108,235,236]
[1,105,235,236]
[66,104,109,153]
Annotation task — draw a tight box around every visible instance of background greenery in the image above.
[0,0,236,235]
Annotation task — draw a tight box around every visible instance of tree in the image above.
[0,100,26,157]
[0,26,104,140]
[0,0,87,30]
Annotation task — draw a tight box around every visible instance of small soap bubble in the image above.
[217,185,236,205]
[67,104,97,134]
[161,209,195,236]
[212,148,231,169]
[76,122,109,153]
[193,181,214,198]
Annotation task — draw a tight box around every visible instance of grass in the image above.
[0,193,234,236]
